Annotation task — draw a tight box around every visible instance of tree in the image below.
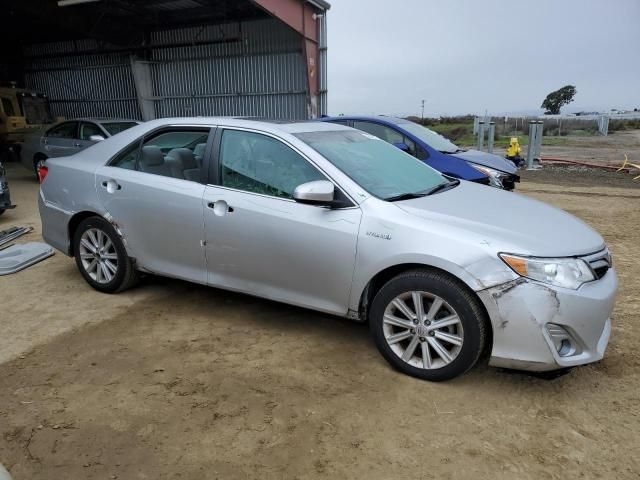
[541,85,577,115]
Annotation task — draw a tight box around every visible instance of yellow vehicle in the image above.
[0,86,56,151]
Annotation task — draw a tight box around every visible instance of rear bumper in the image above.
[478,269,617,372]
[38,190,73,255]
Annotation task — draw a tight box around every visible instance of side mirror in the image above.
[393,142,410,153]
[89,135,105,142]
[293,180,335,206]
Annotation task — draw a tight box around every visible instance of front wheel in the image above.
[72,216,139,293]
[369,269,487,381]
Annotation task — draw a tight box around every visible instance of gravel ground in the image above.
[0,159,639,479]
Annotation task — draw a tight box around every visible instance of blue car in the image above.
[320,116,519,190]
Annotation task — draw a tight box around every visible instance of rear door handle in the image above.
[101,179,121,193]
[207,200,234,215]
[74,142,81,147]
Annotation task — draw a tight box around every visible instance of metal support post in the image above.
[477,121,485,150]
[487,122,495,153]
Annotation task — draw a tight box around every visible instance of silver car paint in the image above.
[38,117,617,372]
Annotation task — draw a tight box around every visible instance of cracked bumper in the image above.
[477,269,617,372]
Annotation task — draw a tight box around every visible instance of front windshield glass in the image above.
[20,97,55,125]
[399,122,459,154]
[101,122,139,136]
[295,130,446,200]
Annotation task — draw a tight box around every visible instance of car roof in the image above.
[321,115,412,126]
[73,118,141,124]
[137,117,352,135]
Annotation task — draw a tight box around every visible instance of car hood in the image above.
[395,181,604,257]
[450,149,518,174]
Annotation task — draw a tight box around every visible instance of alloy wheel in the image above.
[382,291,464,369]
[78,228,119,284]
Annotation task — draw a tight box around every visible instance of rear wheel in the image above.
[369,269,487,381]
[0,209,4,216]
[72,216,139,293]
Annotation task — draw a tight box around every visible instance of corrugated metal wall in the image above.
[23,18,309,120]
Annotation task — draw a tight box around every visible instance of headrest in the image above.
[193,143,207,158]
[140,146,165,167]
[166,148,198,169]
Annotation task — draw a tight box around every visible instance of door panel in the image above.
[96,167,207,283]
[44,121,79,157]
[203,186,361,314]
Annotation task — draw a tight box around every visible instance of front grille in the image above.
[583,249,611,280]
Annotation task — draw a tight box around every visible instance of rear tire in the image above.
[0,209,4,216]
[72,216,139,293]
[369,269,487,381]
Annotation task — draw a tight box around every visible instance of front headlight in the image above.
[468,163,506,188]
[499,254,595,289]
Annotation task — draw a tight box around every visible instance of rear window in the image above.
[101,122,139,136]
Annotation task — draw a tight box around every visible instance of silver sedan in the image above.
[38,118,617,381]
[20,118,139,178]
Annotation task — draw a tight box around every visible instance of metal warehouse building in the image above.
[1,0,329,121]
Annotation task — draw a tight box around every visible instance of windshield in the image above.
[295,130,446,200]
[399,122,460,154]
[20,96,55,125]
[101,122,139,136]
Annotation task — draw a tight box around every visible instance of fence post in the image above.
[526,121,536,169]
[487,122,495,153]
[535,121,544,161]
[477,121,485,150]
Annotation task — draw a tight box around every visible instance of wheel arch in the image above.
[357,262,493,356]
[67,210,101,256]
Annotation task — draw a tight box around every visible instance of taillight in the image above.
[38,165,49,184]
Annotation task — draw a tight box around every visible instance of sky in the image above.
[326,0,640,117]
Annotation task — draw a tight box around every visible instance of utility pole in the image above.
[421,99,425,122]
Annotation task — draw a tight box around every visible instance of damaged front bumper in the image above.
[477,269,617,371]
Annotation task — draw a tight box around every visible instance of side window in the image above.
[403,136,417,157]
[1,97,15,117]
[220,129,326,199]
[329,120,351,127]
[110,129,209,181]
[47,122,78,139]
[415,144,429,160]
[80,122,104,140]
[353,121,404,145]
[110,142,140,170]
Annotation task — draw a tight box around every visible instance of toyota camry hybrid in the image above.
[38,118,617,381]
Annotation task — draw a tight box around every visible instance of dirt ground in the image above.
[1,152,639,479]
[490,129,640,168]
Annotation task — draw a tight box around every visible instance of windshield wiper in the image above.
[384,192,429,202]
[423,179,460,196]
[384,179,460,202]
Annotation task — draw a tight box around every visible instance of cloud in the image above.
[327,0,640,116]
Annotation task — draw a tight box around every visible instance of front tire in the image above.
[72,216,138,293]
[369,269,487,381]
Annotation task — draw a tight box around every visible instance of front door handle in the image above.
[101,179,122,193]
[74,142,82,147]
[207,200,234,216]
